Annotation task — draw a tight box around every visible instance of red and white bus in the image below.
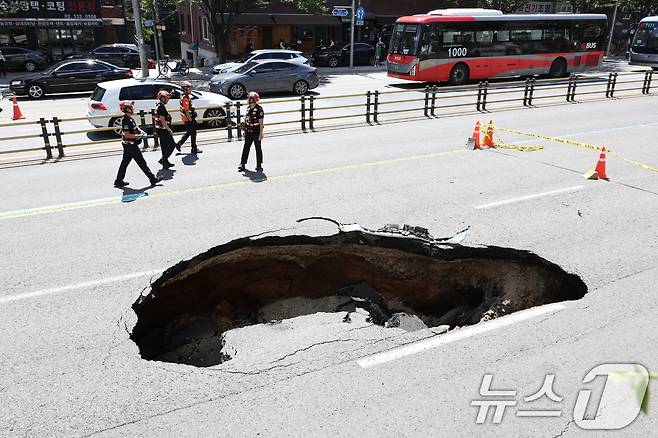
[387,9,607,84]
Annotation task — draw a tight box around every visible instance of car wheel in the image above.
[25,61,37,72]
[110,117,123,136]
[293,80,309,96]
[448,63,469,85]
[548,58,567,78]
[228,83,246,99]
[204,108,227,129]
[27,83,45,99]
[328,57,339,68]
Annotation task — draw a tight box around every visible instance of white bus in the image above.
[630,16,658,70]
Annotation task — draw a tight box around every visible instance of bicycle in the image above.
[157,55,190,77]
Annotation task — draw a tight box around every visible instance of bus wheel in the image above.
[548,58,567,78]
[449,63,469,85]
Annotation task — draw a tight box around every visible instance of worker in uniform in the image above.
[176,81,201,154]
[154,89,176,168]
[238,91,264,172]
[114,101,162,188]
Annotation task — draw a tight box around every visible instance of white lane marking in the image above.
[357,303,565,368]
[474,185,584,210]
[0,269,163,304]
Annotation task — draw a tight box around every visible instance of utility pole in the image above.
[131,0,149,77]
[349,0,355,68]
[606,1,619,57]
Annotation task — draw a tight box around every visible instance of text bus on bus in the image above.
[387,9,607,84]
[630,16,658,70]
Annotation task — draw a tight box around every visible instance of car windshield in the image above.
[237,53,253,63]
[234,61,258,74]
[632,23,658,50]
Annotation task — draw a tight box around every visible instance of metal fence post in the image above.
[570,75,578,102]
[482,81,489,111]
[523,78,530,106]
[424,86,430,117]
[476,82,483,111]
[647,70,653,94]
[300,96,306,131]
[51,116,64,158]
[643,70,653,94]
[150,110,160,149]
[566,76,574,102]
[225,102,233,140]
[366,91,372,124]
[605,73,613,98]
[39,118,52,160]
[236,101,242,139]
[373,90,380,123]
[528,78,536,106]
[138,110,149,149]
[431,86,437,117]
[610,73,618,98]
[309,95,315,130]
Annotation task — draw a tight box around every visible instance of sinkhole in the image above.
[130,226,587,367]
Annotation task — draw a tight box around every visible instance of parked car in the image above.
[71,44,142,68]
[9,59,133,99]
[312,43,376,68]
[209,59,319,99]
[211,49,309,75]
[0,46,49,72]
[87,78,233,134]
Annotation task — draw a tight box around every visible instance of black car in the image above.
[72,44,142,68]
[312,43,376,67]
[9,59,133,99]
[0,46,49,72]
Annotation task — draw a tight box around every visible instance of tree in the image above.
[195,0,326,63]
[481,0,530,13]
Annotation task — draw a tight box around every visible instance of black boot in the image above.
[114,181,129,187]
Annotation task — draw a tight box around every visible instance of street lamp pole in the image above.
[130,0,149,77]
[349,0,355,67]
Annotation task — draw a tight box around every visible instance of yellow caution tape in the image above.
[496,126,658,173]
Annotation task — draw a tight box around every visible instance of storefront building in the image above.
[177,0,477,66]
[0,0,130,63]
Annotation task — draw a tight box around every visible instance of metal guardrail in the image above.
[0,70,653,165]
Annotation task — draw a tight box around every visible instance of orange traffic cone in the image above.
[582,147,609,180]
[466,121,481,150]
[483,120,495,148]
[11,96,25,121]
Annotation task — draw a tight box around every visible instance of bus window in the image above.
[495,30,511,42]
[476,30,494,44]
[443,30,474,44]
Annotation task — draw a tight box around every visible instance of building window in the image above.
[201,16,209,41]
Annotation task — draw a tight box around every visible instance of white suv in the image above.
[211,50,309,75]
[87,78,233,134]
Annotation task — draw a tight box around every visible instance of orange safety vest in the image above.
[180,95,193,123]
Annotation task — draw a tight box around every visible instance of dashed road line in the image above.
[474,185,585,209]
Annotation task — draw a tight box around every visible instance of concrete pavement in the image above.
[0,94,657,437]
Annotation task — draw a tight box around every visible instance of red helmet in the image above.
[119,100,134,112]
[157,90,171,100]
[247,91,260,103]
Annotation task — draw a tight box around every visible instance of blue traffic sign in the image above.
[332,8,349,17]
[144,19,155,28]
[355,6,365,21]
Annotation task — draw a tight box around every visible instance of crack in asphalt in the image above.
[266,338,361,365]
[552,419,575,438]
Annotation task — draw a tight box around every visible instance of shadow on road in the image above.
[157,167,176,181]
[181,153,199,166]
[119,186,151,203]
[241,168,267,183]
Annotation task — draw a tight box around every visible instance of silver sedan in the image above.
[209,60,320,99]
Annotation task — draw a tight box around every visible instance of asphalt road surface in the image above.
[0,89,657,437]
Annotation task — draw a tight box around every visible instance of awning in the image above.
[0,18,104,28]
[232,14,342,26]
